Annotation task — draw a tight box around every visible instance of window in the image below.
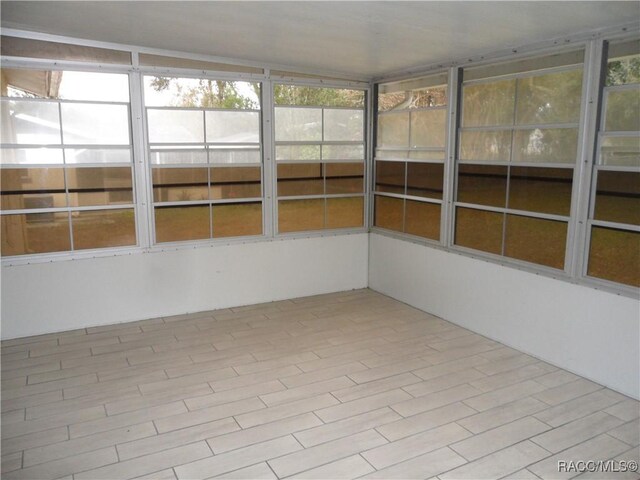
[274,85,366,233]
[374,73,448,241]
[454,53,584,269]
[586,39,640,287]
[1,69,136,256]
[144,76,263,243]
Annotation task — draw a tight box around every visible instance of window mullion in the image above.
[129,70,153,249]
[568,39,606,279]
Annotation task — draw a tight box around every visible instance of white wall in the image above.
[369,233,640,400]
[1,234,368,340]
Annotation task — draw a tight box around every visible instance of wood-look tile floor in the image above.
[1,289,638,480]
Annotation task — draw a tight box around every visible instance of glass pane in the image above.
[377,112,409,148]
[144,77,260,109]
[508,167,573,216]
[406,163,443,199]
[0,148,63,165]
[210,166,261,199]
[604,87,640,132]
[594,171,640,226]
[278,199,324,232]
[277,163,323,196]
[326,197,364,229]
[462,79,516,127]
[457,165,508,207]
[2,70,130,102]
[1,167,66,210]
[504,215,567,269]
[459,130,511,162]
[67,167,133,207]
[72,209,136,250]
[155,205,210,243]
[375,149,408,160]
[588,226,640,287]
[1,99,61,144]
[322,144,364,161]
[325,163,364,194]
[409,150,445,161]
[273,85,364,108]
[410,109,446,148]
[150,148,207,165]
[405,200,440,241]
[600,136,640,167]
[606,51,640,86]
[455,207,504,255]
[61,104,130,145]
[274,108,322,141]
[213,202,262,238]
[378,86,447,111]
[205,111,260,143]
[65,148,131,164]
[323,109,363,141]
[276,145,321,161]
[375,161,405,194]
[516,69,583,125]
[209,148,260,164]
[1,212,70,256]
[512,128,578,164]
[374,195,403,232]
[152,168,208,202]
[147,109,204,143]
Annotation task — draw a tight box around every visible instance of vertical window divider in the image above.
[262,76,276,238]
[203,110,213,238]
[502,76,520,257]
[441,67,459,246]
[568,39,605,278]
[321,107,327,228]
[368,84,378,230]
[57,101,75,251]
[129,69,153,249]
[448,67,464,247]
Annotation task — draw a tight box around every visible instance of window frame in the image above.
[141,74,266,246]
[1,34,371,265]
[451,59,585,273]
[272,80,369,236]
[580,37,640,290]
[372,72,452,245]
[0,65,141,257]
[372,37,640,298]
[2,27,638,297]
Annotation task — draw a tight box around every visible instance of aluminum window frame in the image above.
[0,66,140,256]
[272,81,369,236]
[1,29,370,266]
[372,73,450,245]
[581,37,640,290]
[372,33,639,297]
[449,52,587,273]
[141,73,266,245]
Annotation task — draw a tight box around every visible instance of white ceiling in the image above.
[1,1,638,79]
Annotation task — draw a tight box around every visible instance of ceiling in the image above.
[1,1,638,79]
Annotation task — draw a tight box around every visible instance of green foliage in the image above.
[273,85,364,107]
[606,56,640,86]
[149,77,259,109]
